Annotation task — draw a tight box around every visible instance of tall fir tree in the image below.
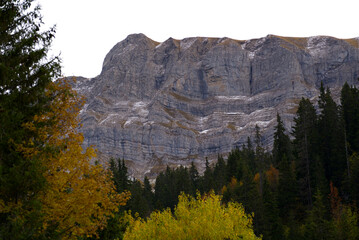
[302,190,331,240]
[213,155,227,193]
[277,155,297,223]
[109,158,130,193]
[272,113,292,167]
[318,83,346,188]
[292,98,319,209]
[127,180,150,218]
[201,158,214,193]
[262,178,283,240]
[255,124,266,197]
[143,176,154,217]
[189,161,199,195]
[226,148,241,182]
[340,82,359,154]
[0,0,61,237]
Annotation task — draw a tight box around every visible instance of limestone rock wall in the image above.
[73,34,359,179]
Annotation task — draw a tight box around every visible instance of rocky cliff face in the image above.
[73,34,359,179]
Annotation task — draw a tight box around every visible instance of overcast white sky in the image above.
[38,0,358,78]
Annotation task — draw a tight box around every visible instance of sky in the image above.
[38,0,358,78]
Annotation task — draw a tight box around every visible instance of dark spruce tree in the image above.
[0,1,61,238]
[213,155,227,193]
[302,190,331,240]
[154,165,192,210]
[255,124,266,197]
[143,176,154,216]
[243,136,256,173]
[127,180,150,218]
[340,82,359,154]
[292,98,319,209]
[277,154,298,222]
[201,158,214,193]
[262,178,283,240]
[318,83,346,188]
[109,158,130,193]
[273,114,298,224]
[189,161,199,195]
[272,113,292,167]
[226,147,241,182]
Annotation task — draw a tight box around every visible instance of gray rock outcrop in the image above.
[73,34,359,179]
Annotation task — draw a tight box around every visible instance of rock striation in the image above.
[73,34,359,179]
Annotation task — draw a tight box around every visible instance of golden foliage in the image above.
[124,191,261,240]
[254,172,260,183]
[229,177,238,188]
[265,165,279,187]
[16,78,130,239]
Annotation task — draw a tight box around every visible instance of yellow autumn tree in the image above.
[16,78,130,239]
[124,191,261,240]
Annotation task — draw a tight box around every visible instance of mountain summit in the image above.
[73,34,359,179]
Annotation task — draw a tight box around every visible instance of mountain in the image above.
[73,33,359,179]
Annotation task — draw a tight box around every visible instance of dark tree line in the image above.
[94,82,359,240]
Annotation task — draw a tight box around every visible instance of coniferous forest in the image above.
[96,82,359,240]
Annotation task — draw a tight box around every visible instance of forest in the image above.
[1,1,359,239]
[97,82,359,240]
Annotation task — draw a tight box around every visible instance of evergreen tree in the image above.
[174,165,192,196]
[0,0,61,237]
[127,180,149,218]
[340,82,359,154]
[292,98,318,209]
[226,148,241,182]
[110,158,130,193]
[303,190,331,240]
[277,155,297,222]
[340,82,359,189]
[348,153,359,204]
[318,83,346,188]
[262,178,283,240]
[255,124,266,196]
[189,162,199,194]
[154,171,167,210]
[273,113,292,167]
[213,155,227,193]
[244,137,257,173]
[154,165,192,210]
[201,158,214,193]
[143,176,154,217]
